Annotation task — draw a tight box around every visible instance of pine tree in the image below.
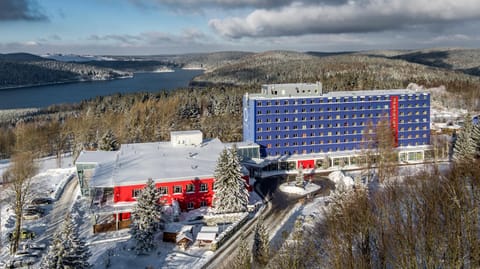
[130,178,160,254]
[233,238,251,269]
[472,123,480,156]
[253,217,269,266]
[454,114,476,162]
[99,129,120,151]
[213,145,249,214]
[42,213,91,269]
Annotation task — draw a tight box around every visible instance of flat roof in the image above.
[76,150,117,164]
[248,88,429,99]
[170,130,202,136]
[81,138,226,188]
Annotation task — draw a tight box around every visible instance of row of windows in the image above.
[257,129,428,140]
[257,122,429,132]
[131,183,209,198]
[256,114,428,123]
[262,133,428,146]
[256,94,429,106]
[264,140,429,156]
[256,104,428,114]
[186,200,208,210]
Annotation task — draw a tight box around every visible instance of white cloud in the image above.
[209,0,480,38]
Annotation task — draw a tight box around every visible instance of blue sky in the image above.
[1,0,480,55]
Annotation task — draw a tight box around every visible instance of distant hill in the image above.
[0,52,48,62]
[0,53,131,89]
[190,49,480,110]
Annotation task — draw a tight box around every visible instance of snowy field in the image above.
[0,154,76,266]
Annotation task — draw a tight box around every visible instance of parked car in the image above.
[22,206,44,220]
[6,256,37,269]
[8,229,36,241]
[14,250,41,259]
[30,197,54,205]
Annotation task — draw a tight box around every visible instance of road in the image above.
[202,174,333,269]
[33,175,79,261]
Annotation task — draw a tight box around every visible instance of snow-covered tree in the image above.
[130,178,160,254]
[233,238,251,269]
[213,145,249,214]
[42,213,91,269]
[99,129,120,151]
[472,123,480,156]
[453,114,476,162]
[253,217,269,266]
[295,165,304,188]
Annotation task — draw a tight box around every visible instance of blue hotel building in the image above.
[243,82,431,172]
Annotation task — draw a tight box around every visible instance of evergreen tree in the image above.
[453,114,476,162]
[99,129,120,151]
[213,145,249,214]
[130,178,160,254]
[253,217,269,266]
[472,123,480,156]
[233,238,251,269]
[42,213,91,269]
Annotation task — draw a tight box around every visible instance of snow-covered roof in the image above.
[83,138,226,188]
[76,150,117,164]
[200,226,219,234]
[176,233,193,243]
[196,232,216,242]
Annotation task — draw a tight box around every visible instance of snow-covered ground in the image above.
[278,181,321,195]
[0,154,76,266]
[73,184,263,269]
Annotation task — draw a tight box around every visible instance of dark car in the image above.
[23,206,45,220]
[30,197,54,205]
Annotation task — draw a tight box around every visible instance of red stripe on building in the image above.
[390,96,399,147]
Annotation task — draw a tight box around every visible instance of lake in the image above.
[0,69,204,109]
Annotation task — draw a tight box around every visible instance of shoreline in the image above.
[0,74,134,91]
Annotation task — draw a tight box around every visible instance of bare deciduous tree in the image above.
[4,152,37,254]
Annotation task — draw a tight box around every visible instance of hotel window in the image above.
[257,102,262,106]
[187,202,194,210]
[257,111,262,115]
[336,115,341,119]
[267,144,272,148]
[132,189,142,198]
[285,142,289,146]
[257,127,262,132]
[200,183,208,192]
[158,186,168,195]
[200,200,207,207]
[257,136,262,140]
[257,119,262,123]
[266,101,271,106]
[284,134,289,138]
[173,185,182,194]
[302,108,306,112]
[294,117,298,122]
[186,184,195,193]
